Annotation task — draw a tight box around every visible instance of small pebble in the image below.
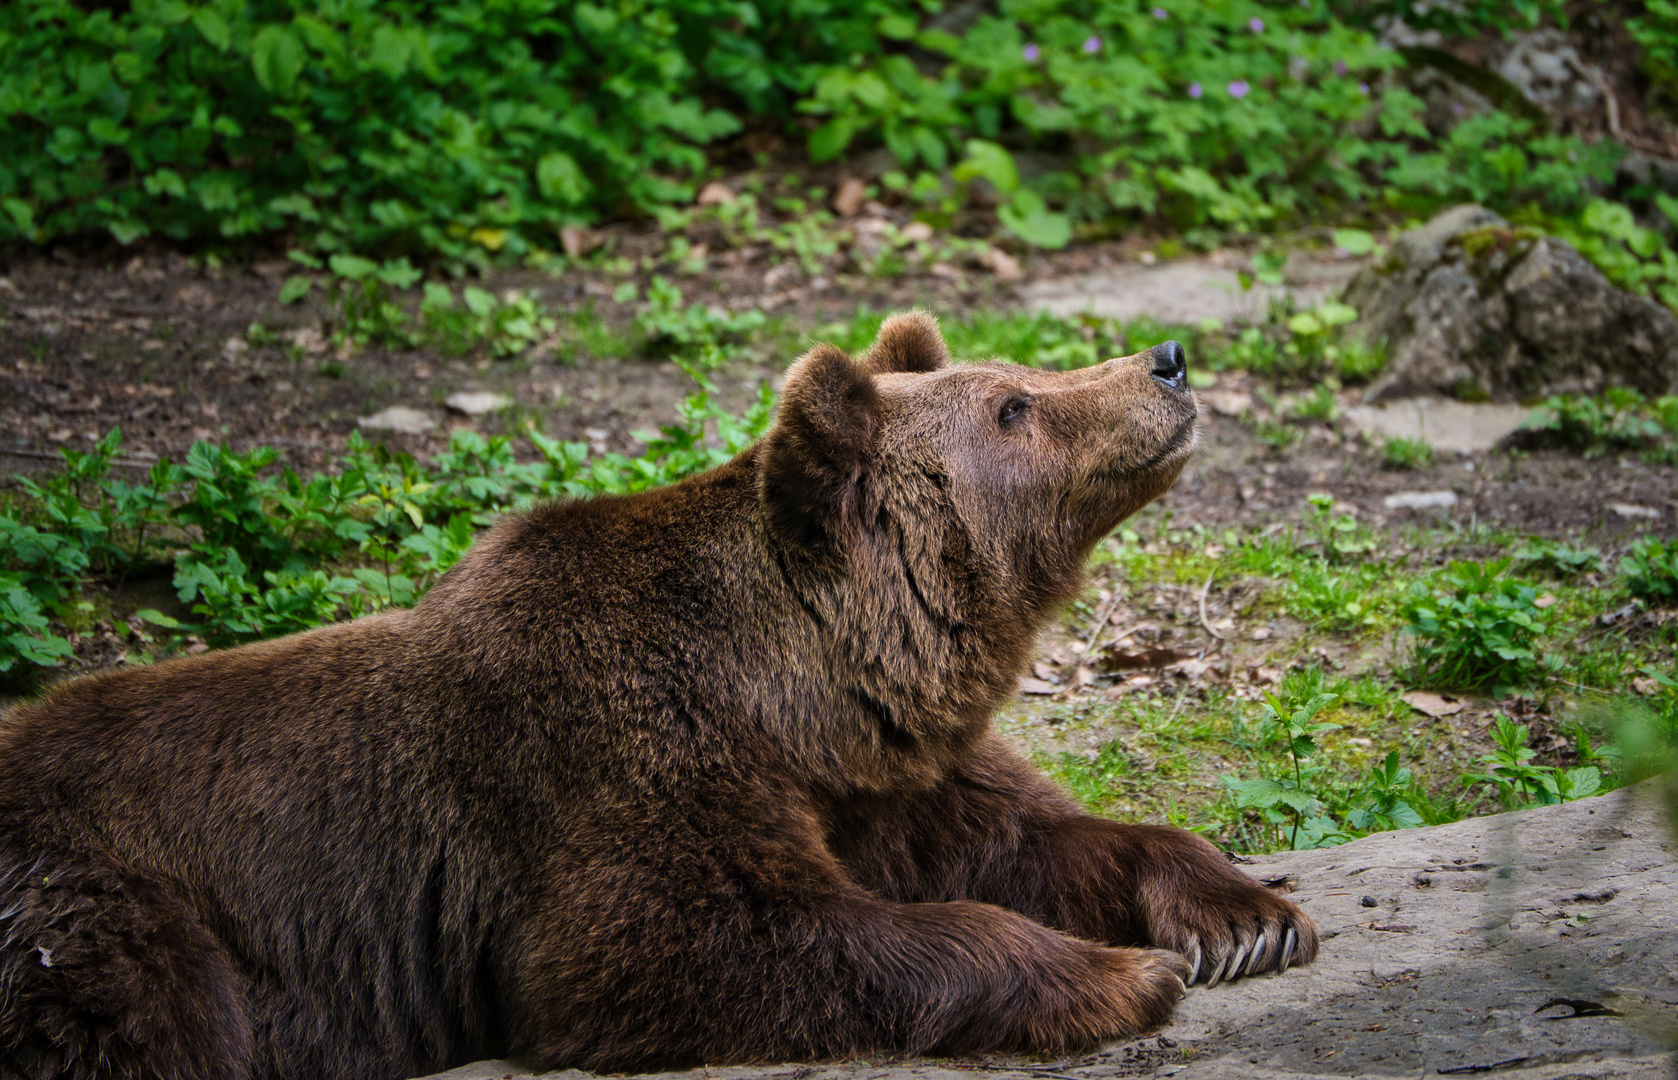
[1360,895,1379,908]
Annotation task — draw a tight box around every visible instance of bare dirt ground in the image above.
[4,247,1675,537]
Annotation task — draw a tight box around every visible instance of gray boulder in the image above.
[1345,204,1678,403]
[415,780,1677,1080]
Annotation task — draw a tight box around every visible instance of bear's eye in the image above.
[997,396,1030,425]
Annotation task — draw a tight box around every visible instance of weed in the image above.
[1463,715,1601,810]
[1399,559,1552,694]
[1381,436,1435,470]
[1620,537,1678,602]
[1510,538,1603,578]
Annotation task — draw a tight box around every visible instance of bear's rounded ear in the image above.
[861,311,949,375]
[760,344,881,548]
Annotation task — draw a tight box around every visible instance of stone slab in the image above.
[1020,256,1361,327]
[413,783,1676,1080]
[1345,397,1532,454]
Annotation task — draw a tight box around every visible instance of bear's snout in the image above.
[1148,340,1187,390]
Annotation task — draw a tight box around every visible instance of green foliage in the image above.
[1517,389,1678,460]
[1400,559,1551,694]
[0,365,775,666]
[637,276,766,367]
[1381,435,1433,470]
[1620,536,1678,603]
[1510,538,1601,579]
[1463,714,1601,810]
[1223,667,1422,849]
[5,0,1664,290]
[0,0,891,260]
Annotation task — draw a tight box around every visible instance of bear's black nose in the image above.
[1150,340,1187,387]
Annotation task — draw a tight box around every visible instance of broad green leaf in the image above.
[192,7,231,51]
[368,25,411,77]
[1,198,34,234]
[278,275,314,304]
[1318,301,1358,327]
[251,25,305,95]
[536,151,588,204]
[998,189,1070,250]
[954,139,1019,194]
[1332,228,1376,255]
[808,118,857,163]
[328,253,378,280]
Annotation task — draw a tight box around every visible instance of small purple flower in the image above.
[1248,16,1265,32]
[1227,79,1250,98]
[1153,6,1168,17]
[1023,43,1041,61]
[1083,35,1102,53]
[1188,82,1203,99]
[1358,81,1370,94]
[1451,100,1465,116]
[1333,59,1348,76]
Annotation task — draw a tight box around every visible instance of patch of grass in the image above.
[1381,435,1435,470]
[1621,536,1678,602]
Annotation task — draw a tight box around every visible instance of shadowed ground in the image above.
[416,782,1676,1080]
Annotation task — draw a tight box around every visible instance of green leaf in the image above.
[808,118,857,163]
[132,608,184,628]
[3,197,36,234]
[279,276,314,304]
[998,189,1071,250]
[88,117,129,145]
[145,169,188,198]
[1332,228,1376,255]
[328,254,378,280]
[251,25,306,95]
[953,139,1019,194]
[192,7,231,51]
[368,25,411,78]
[536,151,590,204]
[1318,301,1359,327]
[1224,778,1285,808]
[877,14,918,39]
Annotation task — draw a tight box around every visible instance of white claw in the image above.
[1247,931,1267,976]
[1188,943,1202,985]
[1225,941,1248,982]
[1281,927,1297,971]
[1206,953,1229,988]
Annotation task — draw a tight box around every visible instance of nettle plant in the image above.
[1399,559,1553,695]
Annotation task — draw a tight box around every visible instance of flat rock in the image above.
[1345,397,1530,454]
[1383,489,1459,510]
[412,783,1677,1080]
[1344,204,1678,403]
[445,391,513,416]
[359,405,436,435]
[1022,255,1359,326]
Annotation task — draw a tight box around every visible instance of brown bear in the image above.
[0,313,1315,1080]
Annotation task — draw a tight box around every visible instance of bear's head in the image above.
[760,312,1197,620]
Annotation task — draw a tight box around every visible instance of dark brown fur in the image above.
[0,314,1315,1080]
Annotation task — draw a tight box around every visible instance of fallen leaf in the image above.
[979,246,1022,281]
[1074,665,1095,687]
[1032,661,1059,682]
[832,176,866,216]
[560,225,603,259]
[1403,691,1465,718]
[1633,677,1659,696]
[1099,645,1195,672]
[1250,665,1283,686]
[1250,626,1273,641]
[1018,677,1059,695]
[696,181,735,206]
[1534,594,1556,609]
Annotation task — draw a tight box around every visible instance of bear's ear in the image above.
[861,311,949,375]
[760,344,881,548]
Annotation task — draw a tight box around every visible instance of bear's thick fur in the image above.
[0,314,1315,1080]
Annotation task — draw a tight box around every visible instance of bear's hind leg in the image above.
[0,842,252,1080]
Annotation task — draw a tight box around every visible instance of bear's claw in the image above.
[1181,920,1307,987]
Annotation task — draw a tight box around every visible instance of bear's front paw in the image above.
[1146,881,1317,988]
